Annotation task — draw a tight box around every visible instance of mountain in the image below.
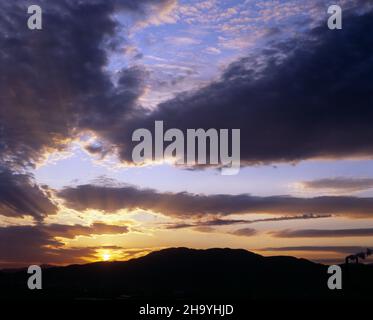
[0,247,372,300]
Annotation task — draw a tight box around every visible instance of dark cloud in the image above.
[0,167,57,220]
[260,246,369,254]
[229,228,257,237]
[0,225,61,263]
[192,226,216,233]
[0,222,129,268]
[0,0,172,170]
[1,0,113,168]
[41,222,129,239]
[58,184,373,218]
[182,225,258,237]
[112,9,373,166]
[165,214,331,229]
[0,0,174,218]
[2,2,373,173]
[300,177,373,192]
[271,228,373,238]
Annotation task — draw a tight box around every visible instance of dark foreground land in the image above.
[0,248,372,300]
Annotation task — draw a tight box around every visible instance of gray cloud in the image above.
[2,2,373,174]
[188,226,258,237]
[260,246,369,254]
[271,228,373,238]
[58,184,373,218]
[0,0,172,171]
[229,228,257,237]
[300,177,373,192]
[0,0,174,218]
[165,214,331,229]
[2,3,373,174]
[0,168,57,220]
[40,222,129,239]
[111,9,373,167]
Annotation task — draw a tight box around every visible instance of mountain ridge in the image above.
[1,247,372,300]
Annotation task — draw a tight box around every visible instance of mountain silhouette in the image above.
[1,248,372,300]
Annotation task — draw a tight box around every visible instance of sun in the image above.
[102,253,111,261]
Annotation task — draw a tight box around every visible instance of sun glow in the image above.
[102,253,111,261]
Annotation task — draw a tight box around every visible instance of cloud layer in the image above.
[59,184,373,218]
[165,214,331,229]
[112,9,373,167]
[260,246,369,254]
[299,177,373,193]
[2,3,373,170]
[271,228,373,238]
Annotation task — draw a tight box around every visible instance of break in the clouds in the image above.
[271,228,373,238]
[299,177,373,193]
[59,184,373,218]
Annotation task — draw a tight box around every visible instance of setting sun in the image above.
[102,253,111,262]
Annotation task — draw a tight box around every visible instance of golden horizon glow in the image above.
[102,253,111,261]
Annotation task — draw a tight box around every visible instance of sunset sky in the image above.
[1,0,373,268]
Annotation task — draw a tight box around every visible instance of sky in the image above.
[1,0,373,268]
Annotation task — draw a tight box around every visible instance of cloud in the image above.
[58,184,373,218]
[182,225,258,237]
[0,226,60,260]
[205,47,221,55]
[166,36,201,46]
[135,0,178,27]
[298,177,373,193]
[3,2,373,174]
[40,222,129,239]
[229,228,257,237]
[0,168,57,221]
[0,0,173,172]
[0,222,129,268]
[271,228,373,238]
[112,9,373,167]
[260,246,369,254]
[165,213,331,229]
[174,224,257,237]
[0,0,175,216]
